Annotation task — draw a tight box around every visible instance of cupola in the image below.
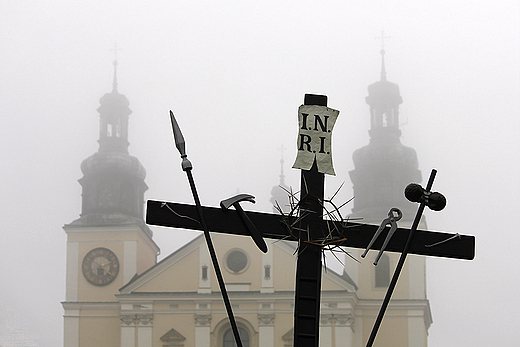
[349,49,421,222]
[365,48,403,140]
[73,60,149,227]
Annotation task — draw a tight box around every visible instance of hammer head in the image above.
[220,194,256,209]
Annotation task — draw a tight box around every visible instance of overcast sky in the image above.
[1,1,519,346]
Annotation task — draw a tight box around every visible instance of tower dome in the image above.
[349,49,421,222]
[71,60,149,228]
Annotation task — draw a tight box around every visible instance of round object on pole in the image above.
[428,192,447,211]
[405,183,424,203]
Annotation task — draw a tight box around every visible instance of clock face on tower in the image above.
[82,247,119,286]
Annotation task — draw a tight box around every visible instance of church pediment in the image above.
[119,233,205,294]
[160,328,186,347]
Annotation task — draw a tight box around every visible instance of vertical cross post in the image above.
[293,94,328,347]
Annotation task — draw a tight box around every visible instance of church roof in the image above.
[119,233,357,295]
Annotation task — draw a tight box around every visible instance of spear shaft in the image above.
[169,111,243,347]
[365,169,437,347]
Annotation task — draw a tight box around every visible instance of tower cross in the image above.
[109,43,122,92]
[109,42,123,62]
[375,31,391,81]
[146,94,475,347]
[277,144,287,186]
[278,144,286,157]
[375,30,391,50]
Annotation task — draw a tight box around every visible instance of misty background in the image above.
[1,1,519,346]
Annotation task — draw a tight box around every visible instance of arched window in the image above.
[375,254,390,287]
[223,327,250,347]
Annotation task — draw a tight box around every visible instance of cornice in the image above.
[320,313,355,327]
[356,298,430,310]
[118,289,357,301]
[62,301,120,310]
[356,298,432,329]
[117,291,296,301]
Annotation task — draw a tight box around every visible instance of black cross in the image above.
[146,95,475,347]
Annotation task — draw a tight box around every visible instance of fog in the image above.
[1,1,519,346]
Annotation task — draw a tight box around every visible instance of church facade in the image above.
[62,53,431,347]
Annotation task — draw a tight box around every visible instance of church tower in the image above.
[350,48,422,223]
[62,60,159,347]
[269,152,291,214]
[347,48,431,346]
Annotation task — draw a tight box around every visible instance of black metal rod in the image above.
[185,169,243,347]
[365,169,437,347]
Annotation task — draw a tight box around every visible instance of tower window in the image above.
[105,119,121,138]
[383,112,390,127]
[108,123,121,137]
[114,123,121,137]
[375,254,390,287]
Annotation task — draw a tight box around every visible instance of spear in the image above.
[366,169,442,347]
[169,110,243,347]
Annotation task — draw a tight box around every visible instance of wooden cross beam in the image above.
[146,200,475,261]
[146,95,475,347]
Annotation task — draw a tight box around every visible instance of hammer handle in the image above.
[233,203,268,253]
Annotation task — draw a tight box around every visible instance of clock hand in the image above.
[92,260,114,276]
[93,260,104,268]
[100,260,112,267]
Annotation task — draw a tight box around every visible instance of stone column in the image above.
[124,241,137,284]
[63,308,79,347]
[195,314,212,347]
[137,314,153,347]
[65,241,78,302]
[258,314,275,347]
[334,314,355,347]
[121,315,136,347]
[408,309,427,347]
[320,314,355,347]
[319,315,333,347]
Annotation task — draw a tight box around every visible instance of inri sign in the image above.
[292,104,339,175]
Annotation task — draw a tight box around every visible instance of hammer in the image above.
[220,194,268,253]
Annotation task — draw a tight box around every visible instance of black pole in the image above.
[365,169,437,347]
[170,111,243,347]
[293,94,327,347]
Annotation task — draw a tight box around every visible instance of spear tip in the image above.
[170,110,187,157]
